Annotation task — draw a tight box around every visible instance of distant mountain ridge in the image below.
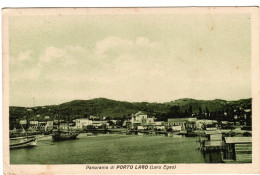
[10,97,251,123]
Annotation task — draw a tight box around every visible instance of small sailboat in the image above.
[10,127,37,149]
[10,98,38,149]
[10,136,37,149]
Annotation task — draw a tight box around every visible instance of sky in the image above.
[8,13,251,107]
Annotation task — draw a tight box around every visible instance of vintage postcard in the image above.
[2,7,260,174]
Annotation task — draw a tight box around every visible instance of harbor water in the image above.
[10,133,222,164]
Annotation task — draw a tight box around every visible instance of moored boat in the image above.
[168,131,180,136]
[10,136,37,149]
[52,130,79,141]
[52,109,80,141]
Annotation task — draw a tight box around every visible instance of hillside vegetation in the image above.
[9,98,251,129]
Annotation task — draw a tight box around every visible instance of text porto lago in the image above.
[86,165,176,170]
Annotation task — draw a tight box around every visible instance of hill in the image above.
[9,97,251,129]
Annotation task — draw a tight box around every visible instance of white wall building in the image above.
[20,119,27,125]
[29,121,38,130]
[75,118,93,129]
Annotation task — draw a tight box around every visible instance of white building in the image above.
[92,121,108,128]
[195,119,217,129]
[155,125,165,130]
[38,122,47,130]
[20,119,27,125]
[29,121,39,130]
[75,118,93,129]
[167,118,187,129]
[146,117,155,124]
[132,111,148,123]
[45,121,53,130]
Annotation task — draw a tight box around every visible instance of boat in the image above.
[51,113,79,141]
[10,136,37,149]
[10,122,38,149]
[168,131,180,136]
[52,130,79,141]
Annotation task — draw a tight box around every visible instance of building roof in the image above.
[76,118,90,120]
[38,121,47,124]
[225,137,252,144]
[187,118,197,122]
[205,130,222,135]
[92,121,107,124]
[168,118,187,122]
[196,119,217,124]
[204,140,224,147]
[135,111,147,115]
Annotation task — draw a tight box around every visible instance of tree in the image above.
[83,113,88,118]
[205,107,209,118]
[198,107,203,119]
[167,106,181,118]
[189,105,193,116]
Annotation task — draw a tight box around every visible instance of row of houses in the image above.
[124,111,242,131]
[19,118,118,131]
[19,110,248,132]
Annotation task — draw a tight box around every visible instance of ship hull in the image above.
[10,137,37,149]
[52,131,79,141]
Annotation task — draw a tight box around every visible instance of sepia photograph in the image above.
[2,7,260,174]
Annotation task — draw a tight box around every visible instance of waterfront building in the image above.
[154,125,165,130]
[92,121,108,129]
[38,121,47,130]
[29,121,39,130]
[171,125,182,131]
[58,122,74,130]
[153,121,166,131]
[186,118,197,130]
[167,118,187,129]
[200,130,224,151]
[128,111,155,129]
[154,121,164,125]
[137,125,144,130]
[205,130,222,141]
[146,117,155,124]
[45,121,54,130]
[75,118,93,129]
[131,111,148,125]
[221,137,252,163]
[195,119,217,130]
[195,120,205,129]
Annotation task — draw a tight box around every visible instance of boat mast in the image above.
[57,105,60,131]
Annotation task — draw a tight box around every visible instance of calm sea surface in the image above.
[10,133,222,164]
